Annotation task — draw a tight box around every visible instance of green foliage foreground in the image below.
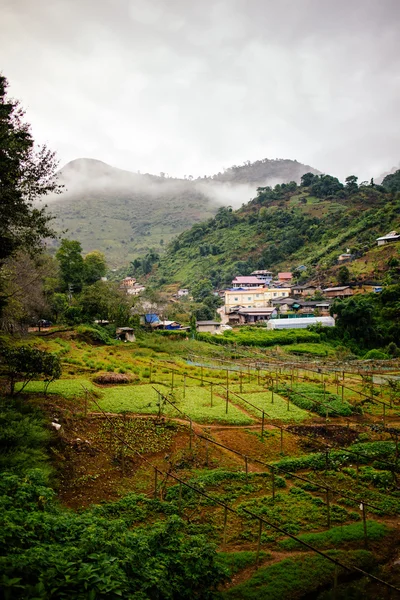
[223,550,375,600]
[0,472,227,599]
[0,400,227,599]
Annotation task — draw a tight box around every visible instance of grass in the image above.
[278,521,387,550]
[15,379,96,398]
[97,384,254,425]
[217,551,270,575]
[223,550,374,599]
[232,390,310,422]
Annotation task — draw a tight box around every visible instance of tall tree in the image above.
[56,239,85,293]
[83,250,107,285]
[0,75,60,314]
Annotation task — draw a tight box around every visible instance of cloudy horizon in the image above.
[1,0,400,182]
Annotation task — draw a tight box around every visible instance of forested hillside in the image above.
[154,173,400,288]
[47,158,320,267]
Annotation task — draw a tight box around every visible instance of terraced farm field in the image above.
[11,330,400,598]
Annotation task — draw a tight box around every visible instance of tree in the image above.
[330,296,378,347]
[83,251,107,285]
[56,239,85,293]
[338,265,350,285]
[300,172,316,187]
[192,279,213,303]
[0,346,61,395]
[382,169,400,193]
[0,75,60,314]
[77,281,132,324]
[345,175,358,194]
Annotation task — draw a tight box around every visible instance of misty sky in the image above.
[1,0,400,181]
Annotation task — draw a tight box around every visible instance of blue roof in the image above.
[145,313,160,323]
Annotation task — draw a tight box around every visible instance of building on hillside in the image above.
[116,327,136,342]
[278,272,293,282]
[143,313,160,325]
[120,277,136,287]
[268,316,335,330]
[376,231,400,246]
[231,276,265,288]
[196,321,222,334]
[177,289,189,297]
[250,270,273,284]
[236,307,277,324]
[291,284,317,297]
[338,253,353,262]
[153,320,182,330]
[323,286,353,298]
[125,284,146,296]
[224,288,291,313]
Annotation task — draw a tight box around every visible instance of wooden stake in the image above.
[261,411,265,439]
[271,467,275,500]
[326,489,331,529]
[362,503,368,549]
[121,413,126,478]
[226,387,229,414]
[271,380,275,404]
[223,506,228,545]
[256,519,263,567]
[178,482,182,513]
[154,468,158,499]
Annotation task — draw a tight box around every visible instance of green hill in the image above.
[153,174,400,288]
[46,157,319,267]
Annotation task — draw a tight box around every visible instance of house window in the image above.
[256,294,260,297]
[248,297,252,301]
[273,293,277,297]
[234,297,238,302]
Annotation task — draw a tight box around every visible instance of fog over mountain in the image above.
[48,156,320,266]
[1,0,400,182]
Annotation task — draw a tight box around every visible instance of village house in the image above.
[120,277,136,288]
[236,307,277,324]
[224,288,291,313]
[250,270,273,284]
[323,286,353,298]
[231,276,265,288]
[177,289,189,297]
[278,272,293,283]
[338,253,353,263]
[376,231,400,246]
[196,321,222,334]
[291,284,318,297]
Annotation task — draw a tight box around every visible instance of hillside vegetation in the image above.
[47,158,319,267]
[154,174,400,288]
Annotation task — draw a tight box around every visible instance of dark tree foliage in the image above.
[0,75,59,262]
[382,169,400,193]
[0,346,61,395]
[311,174,344,198]
[330,296,379,348]
[0,75,60,314]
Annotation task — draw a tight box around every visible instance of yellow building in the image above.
[224,288,291,313]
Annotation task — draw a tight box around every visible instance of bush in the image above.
[363,349,390,360]
[76,324,114,345]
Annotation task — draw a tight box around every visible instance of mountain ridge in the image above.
[47,157,321,267]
